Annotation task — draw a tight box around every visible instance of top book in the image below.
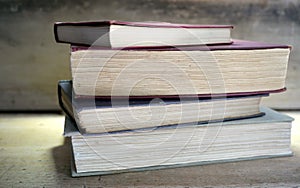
[54,20,233,47]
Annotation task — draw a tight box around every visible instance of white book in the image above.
[64,107,293,177]
[59,80,265,134]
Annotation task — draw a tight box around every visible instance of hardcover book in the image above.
[58,80,265,134]
[64,107,293,177]
[54,20,233,47]
[70,40,290,98]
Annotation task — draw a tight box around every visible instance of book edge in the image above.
[54,20,233,29]
[74,88,286,100]
[63,112,266,136]
[70,39,290,51]
[70,152,293,177]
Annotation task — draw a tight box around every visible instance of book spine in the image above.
[57,80,75,122]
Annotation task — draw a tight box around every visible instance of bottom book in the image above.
[64,107,293,177]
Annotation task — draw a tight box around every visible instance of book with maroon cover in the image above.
[58,80,266,134]
[54,20,233,47]
[70,40,291,98]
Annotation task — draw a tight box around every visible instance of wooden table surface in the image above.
[0,111,299,187]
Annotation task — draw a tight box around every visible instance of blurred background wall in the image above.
[0,0,299,111]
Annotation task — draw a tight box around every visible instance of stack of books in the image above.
[54,20,293,177]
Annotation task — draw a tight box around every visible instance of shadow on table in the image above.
[51,138,72,177]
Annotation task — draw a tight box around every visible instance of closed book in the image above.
[70,40,290,98]
[58,80,265,134]
[54,20,233,47]
[64,107,293,177]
